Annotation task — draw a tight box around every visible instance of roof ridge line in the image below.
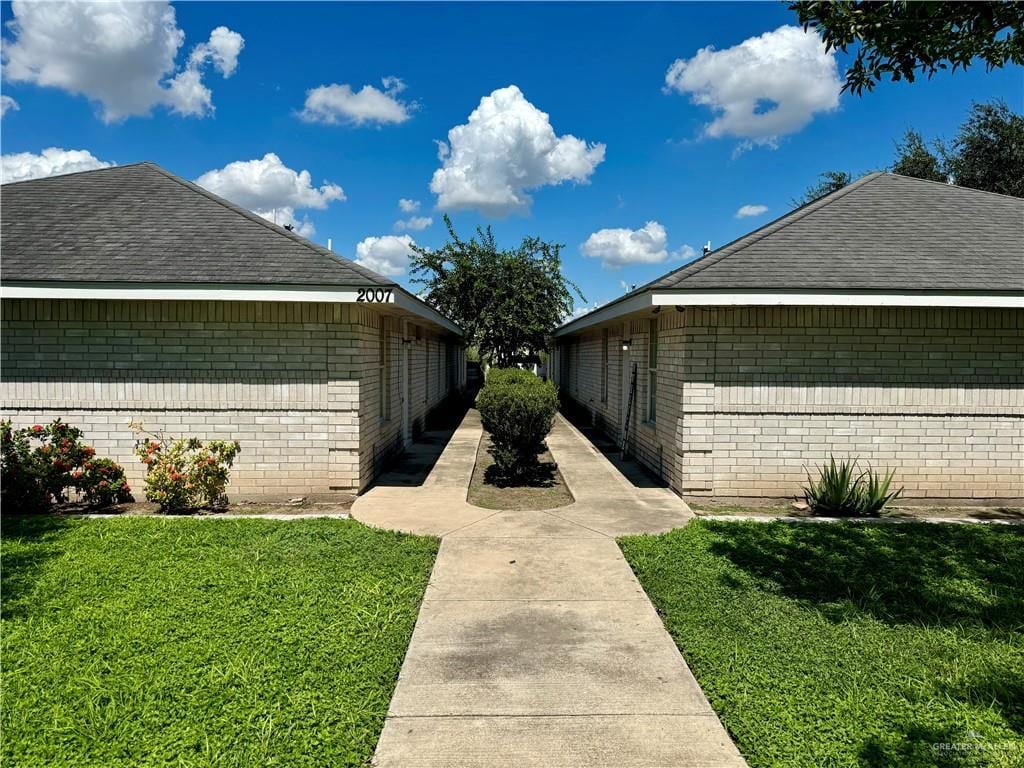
[141,163,398,286]
[667,172,887,286]
[887,171,1024,202]
[0,161,151,187]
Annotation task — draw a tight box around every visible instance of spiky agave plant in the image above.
[803,456,864,517]
[858,464,903,516]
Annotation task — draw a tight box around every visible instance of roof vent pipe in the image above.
[702,241,712,256]
[327,238,332,251]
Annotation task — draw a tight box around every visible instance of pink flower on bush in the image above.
[32,425,43,433]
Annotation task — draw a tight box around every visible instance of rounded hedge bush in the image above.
[484,367,540,388]
[477,368,558,481]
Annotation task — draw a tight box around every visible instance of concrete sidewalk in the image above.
[355,413,746,768]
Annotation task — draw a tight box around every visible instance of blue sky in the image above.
[2,1,1021,311]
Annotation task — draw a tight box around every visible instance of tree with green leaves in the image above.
[944,100,1024,197]
[891,129,946,182]
[791,1,1024,95]
[792,170,854,206]
[410,216,583,367]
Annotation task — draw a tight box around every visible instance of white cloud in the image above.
[673,244,698,260]
[735,204,768,218]
[665,25,840,148]
[165,26,244,117]
[581,221,668,269]
[0,95,19,117]
[1,147,113,183]
[430,85,606,216]
[2,1,242,122]
[395,216,432,232]
[195,153,345,237]
[354,234,416,276]
[299,77,413,126]
[398,198,420,213]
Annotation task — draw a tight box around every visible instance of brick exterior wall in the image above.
[1,299,460,499]
[355,312,459,488]
[555,306,1024,501]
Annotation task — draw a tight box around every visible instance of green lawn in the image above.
[2,516,438,768]
[620,520,1024,768]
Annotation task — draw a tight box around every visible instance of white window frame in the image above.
[647,318,658,423]
[601,328,609,403]
[379,323,391,421]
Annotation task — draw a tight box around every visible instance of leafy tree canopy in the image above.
[795,100,1023,203]
[943,100,1024,197]
[410,216,583,367]
[793,170,854,206]
[891,129,946,182]
[791,1,1024,95]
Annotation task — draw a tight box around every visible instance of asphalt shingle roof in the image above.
[650,173,1024,292]
[1,162,394,287]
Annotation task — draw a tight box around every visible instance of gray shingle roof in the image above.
[651,173,1024,292]
[1,162,394,286]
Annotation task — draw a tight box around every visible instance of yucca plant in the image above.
[803,456,863,516]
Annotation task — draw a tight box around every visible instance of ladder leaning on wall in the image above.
[620,362,638,458]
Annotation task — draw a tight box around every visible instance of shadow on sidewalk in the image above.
[558,404,668,490]
[370,393,477,489]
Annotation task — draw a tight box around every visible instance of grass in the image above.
[467,436,574,511]
[2,515,438,767]
[620,520,1024,768]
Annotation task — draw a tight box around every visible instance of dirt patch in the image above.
[467,436,574,511]
[691,499,1024,521]
[36,498,354,517]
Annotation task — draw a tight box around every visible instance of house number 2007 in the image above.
[356,288,394,303]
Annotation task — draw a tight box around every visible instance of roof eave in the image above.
[0,280,463,337]
[554,288,1024,336]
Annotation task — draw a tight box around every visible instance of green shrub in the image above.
[477,369,558,481]
[134,430,240,512]
[484,367,539,388]
[0,419,132,511]
[803,456,903,517]
[73,457,132,507]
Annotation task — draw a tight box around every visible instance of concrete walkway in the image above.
[354,413,746,768]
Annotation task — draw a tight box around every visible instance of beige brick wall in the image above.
[355,312,458,489]
[556,306,1024,501]
[1,298,460,499]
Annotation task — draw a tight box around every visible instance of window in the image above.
[647,318,658,423]
[437,339,443,398]
[601,328,609,402]
[379,324,391,420]
[571,340,579,393]
[424,338,430,404]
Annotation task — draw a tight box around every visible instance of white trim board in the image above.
[554,289,1024,336]
[0,281,462,336]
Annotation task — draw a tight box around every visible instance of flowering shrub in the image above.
[0,419,132,511]
[74,457,133,507]
[134,431,241,512]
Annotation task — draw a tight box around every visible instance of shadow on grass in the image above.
[483,459,559,489]
[857,722,1016,768]
[1,515,76,620]
[705,521,1024,631]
